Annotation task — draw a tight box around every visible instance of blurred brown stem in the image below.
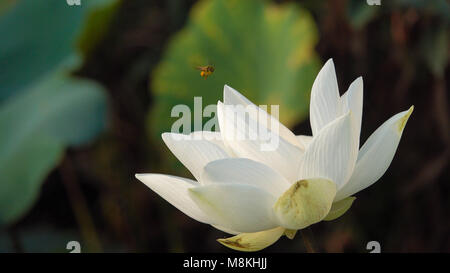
[60,157,102,252]
[300,228,317,253]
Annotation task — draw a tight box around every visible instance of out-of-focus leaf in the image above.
[0,71,108,225]
[149,0,320,140]
[77,0,121,57]
[0,0,117,102]
[0,0,118,225]
[0,0,83,102]
[347,0,379,30]
[420,25,449,77]
[0,135,64,226]
[396,0,450,22]
[0,0,16,16]
[0,226,81,253]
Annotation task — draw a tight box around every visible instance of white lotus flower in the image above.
[136,59,413,251]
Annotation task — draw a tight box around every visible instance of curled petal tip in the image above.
[217,227,285,252]
[397,105,414,133]
[284,229,297,240]
[217,237,252,251]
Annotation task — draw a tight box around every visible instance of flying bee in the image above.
[195,65,215,79]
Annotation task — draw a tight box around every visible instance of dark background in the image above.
[0,0,448,252]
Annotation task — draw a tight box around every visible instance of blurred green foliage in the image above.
[0,0,119,225]
[0,0,448,252]
[420,23,448,78]
[149,0,320,141]
[346,0,449,78]
[0,226,81,252]
[77,0,121,57]
[347,0,379,29]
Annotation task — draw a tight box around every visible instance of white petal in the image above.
[217,101,303,183]
[223,85,301,148]
[341,77,363,149]
[188,183,278,233]
[296,135,313,149]
[335,106,414,201]
[162,132,229,181]
[223,84,253,107]
[190,131,235,156]
[200,158,291,197]
[299,112,358,189]
[135,174,211,224]
[310,59,342,135]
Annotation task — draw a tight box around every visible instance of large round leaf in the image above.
[0,0,118,102]
[0,0,118,225]
[1,0,80,102]
[149,0,320,140]
[0,72,108,225]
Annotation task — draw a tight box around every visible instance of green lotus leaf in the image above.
[0,0,118,224]
[149,0,320,140]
